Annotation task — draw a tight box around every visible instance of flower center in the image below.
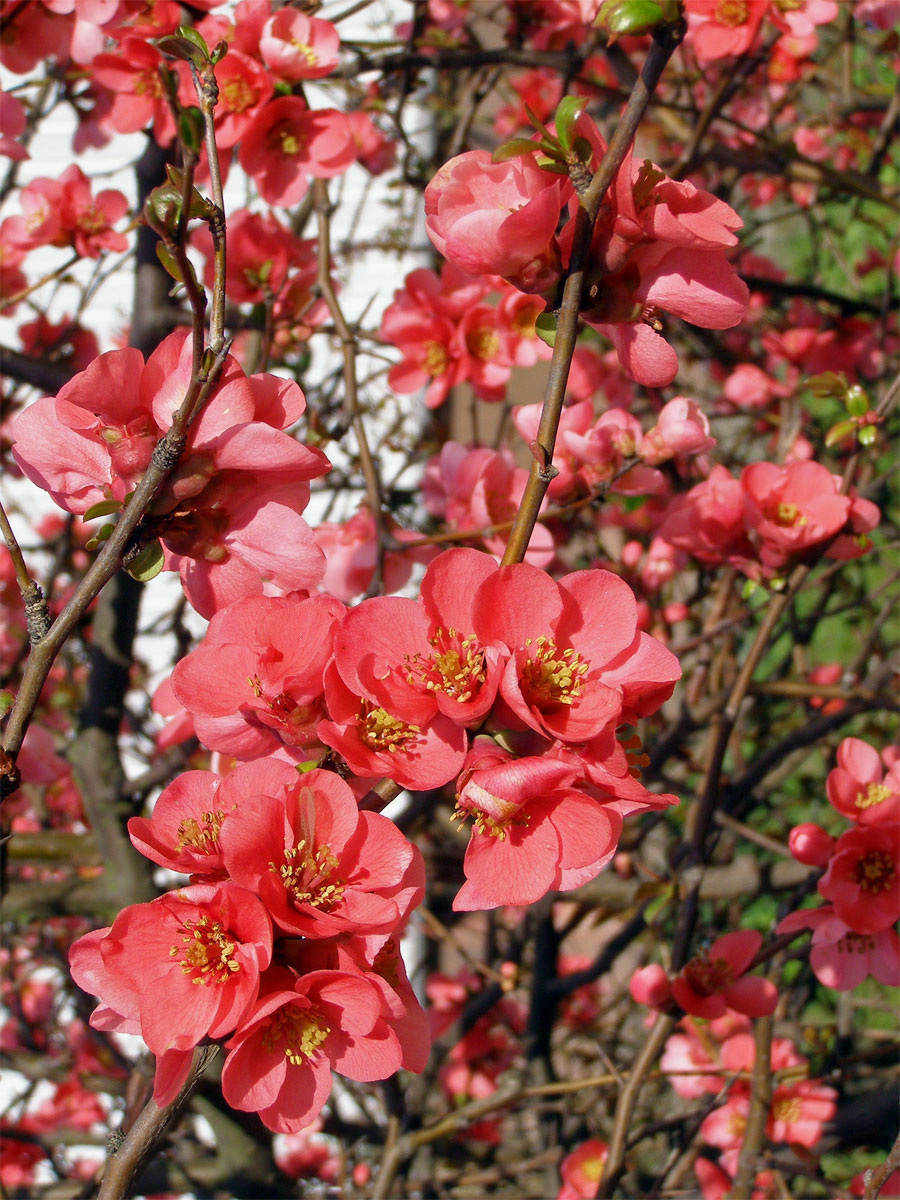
[176,810,225,854]
[357,702,420,752]
[520,636,588,708]
[405,627,486,704]
[853,850,896,894]
[290,38,318,66]
[772,501,806,527]
[453,786,529,840]
[855,782,891,811]
[271,841,345,910]
[466,326,500,361]
[134,70,163,98]
[683,954,734,997]
[169,915,240,986]
[261,1004,330,1065]
[771,1094,802,1124]
[423,340,449,377]
[274,125,304,156]
[714,0,750,27]
[221,75,256,113]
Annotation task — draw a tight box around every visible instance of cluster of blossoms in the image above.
[778,737,900,990]
[424,110,749,386]
[158,546,680,911]
[660,1013,838,1199]
[69,762,429,1131]
[1,0,393,208]
[419,394,713,570]
[379,262,552,408]
[9,329,330,617]
[657,458,880,579]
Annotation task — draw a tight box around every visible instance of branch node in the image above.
[23,582,51,643]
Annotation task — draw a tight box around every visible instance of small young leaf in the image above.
[554,95,586,151]
[535,311,558,347]
[858,424,877,446]
[83,499,123,522]
[806,371,848,401]
[156,242,184,283]
[845,385,869,417]
[492,138,542,163]
[596,0,664,37]
[126,541,165,583]
[85,522,116,552]
[825,418,856,448]
[178,106,204,155]
[0,690,14,718]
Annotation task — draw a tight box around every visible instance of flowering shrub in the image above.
[0,2,896,1197]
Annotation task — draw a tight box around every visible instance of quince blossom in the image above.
[10,329,330,617]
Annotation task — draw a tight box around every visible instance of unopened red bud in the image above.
[630,964,672,1010]
[789,822,834,867]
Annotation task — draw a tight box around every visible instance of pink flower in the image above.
[238,97,355,208]
[69,882,273,1098]
[818,824,900,933]
[741,460,853,567]
[221,967,404,1133]
[171,592,344,760]
[127,767,232,879]
[421,442,556,566]
[260,9,340,80]
[826,736,899,827]
[219,766,425,941]
[684,0,769,61]
[313,507,427,602]
[347,110,397,175]
[0,91,28,161]
[425,149,569,294]
[777,905,900,990]
[318,657,468,791]
[557,1139,609,1200]
[331,547,507,728]
[91,36,176,143]
[670,930,777,1019]
[192,49,273,150]
[657,466,757,574]
[473,562,680,742]
[452,740,623,911]
[637,397,715,466]
[10,330,330,617]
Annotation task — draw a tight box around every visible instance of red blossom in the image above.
[221,967,403,1133]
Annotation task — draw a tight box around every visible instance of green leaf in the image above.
[845,385,869,417]
[85,522,115,552]
[571,136,593,164]
[858,424,877,446]
[642,887,673,923]
[210,40,229,66]
[156,242,184,283]
[126,541,165,583]
[554,95,586,151]
[825,418,856,447]
[0,690,14,719]
[178,106,204,155]
[596,0,664,37]
[535,311,558,347]
[492,138,541,163]
[83,499,123,522]
[157,25,210,65]
[806,370,848,401]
